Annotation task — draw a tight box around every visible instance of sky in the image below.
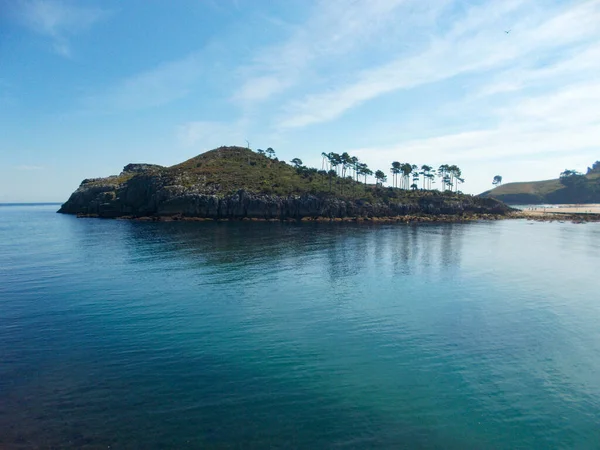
[1,0,599,202]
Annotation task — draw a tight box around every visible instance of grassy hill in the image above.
[145,146,464,205]
[480,167,600,204]
[171,147,336,197]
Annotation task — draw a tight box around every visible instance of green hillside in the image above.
[162,146,462,203]
[481,163,600,204]
[170,147,339,197]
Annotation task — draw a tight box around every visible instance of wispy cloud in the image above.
[232,0,423,104]
[347,77,600,191]
[474,44,600,99]
[16,165,45,171]
[15,0,110,57]
[277,0,600,128]
[82,54,204,111]
[177,120,248,150]
[216,0,598,193]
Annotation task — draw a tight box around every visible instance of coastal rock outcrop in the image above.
[59,184,511,220]
[58,147,513,220]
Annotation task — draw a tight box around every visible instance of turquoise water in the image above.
[1,204,600,449]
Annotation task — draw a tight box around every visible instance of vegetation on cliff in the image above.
[480,161,600,204]
[59,146,511,220]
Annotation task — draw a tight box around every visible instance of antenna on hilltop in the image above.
[245,140,250,149]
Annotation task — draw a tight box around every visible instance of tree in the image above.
[265,147,276,159]
[412,169,420,190]
[375,170,387,187]
[340,152,351,178]
[291,158,303,168]
[335,152,352,194]
[330,152,342,176]
[429,175,436,189]
[438,165,450,190]
[327,169,336,192]
[321,152,330,171]
[359,164,373,186]
[350,156,360,182]
[257,149,265,155]
[448,165,462,192]
[401,163,413,189]
[443,174,452,191]
[492,175,503,186]
[420,165,433,190]
[391,161,401,188]
[560,169,581,179]
[560,170,586,189]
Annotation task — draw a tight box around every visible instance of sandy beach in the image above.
[520,204,600,215]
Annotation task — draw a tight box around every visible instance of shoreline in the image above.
[70,212,600,224]
[513,211,600,223]
[516,204,600,214]
[76,212,507,223]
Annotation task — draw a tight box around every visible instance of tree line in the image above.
[257,148,466,193]
[319,152,464,192]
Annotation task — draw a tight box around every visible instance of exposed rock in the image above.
[121,163,164,174]
[58,147,513,220]
[59,185,512,220]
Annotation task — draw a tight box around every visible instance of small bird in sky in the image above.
[505,30,511,34]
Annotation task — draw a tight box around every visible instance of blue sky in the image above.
[1,0,599,202]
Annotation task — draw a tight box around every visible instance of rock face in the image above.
[58,164,512,220]
[122,163,165,174]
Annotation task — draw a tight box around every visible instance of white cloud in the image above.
[15,0,110,57]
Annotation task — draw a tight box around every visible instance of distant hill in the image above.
[480,162,600,204]
[58,146,511,220]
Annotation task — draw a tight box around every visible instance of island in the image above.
[58,146,513,222]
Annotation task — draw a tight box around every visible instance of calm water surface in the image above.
[1,204,600,449]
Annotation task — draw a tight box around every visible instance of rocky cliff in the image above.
[58,146,512,220]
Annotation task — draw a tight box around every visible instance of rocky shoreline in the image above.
[73,212,508,223]
[59,175,513,221]
[70,210,600,224]
[513,211,600,223]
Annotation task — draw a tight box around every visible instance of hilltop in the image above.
[58,146,512,220]
[480,162,600,204]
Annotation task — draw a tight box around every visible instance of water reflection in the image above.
[108,221,468,285]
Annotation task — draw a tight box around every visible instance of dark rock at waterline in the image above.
[59,186,511,220]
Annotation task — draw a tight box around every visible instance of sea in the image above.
[1,203,600,449]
